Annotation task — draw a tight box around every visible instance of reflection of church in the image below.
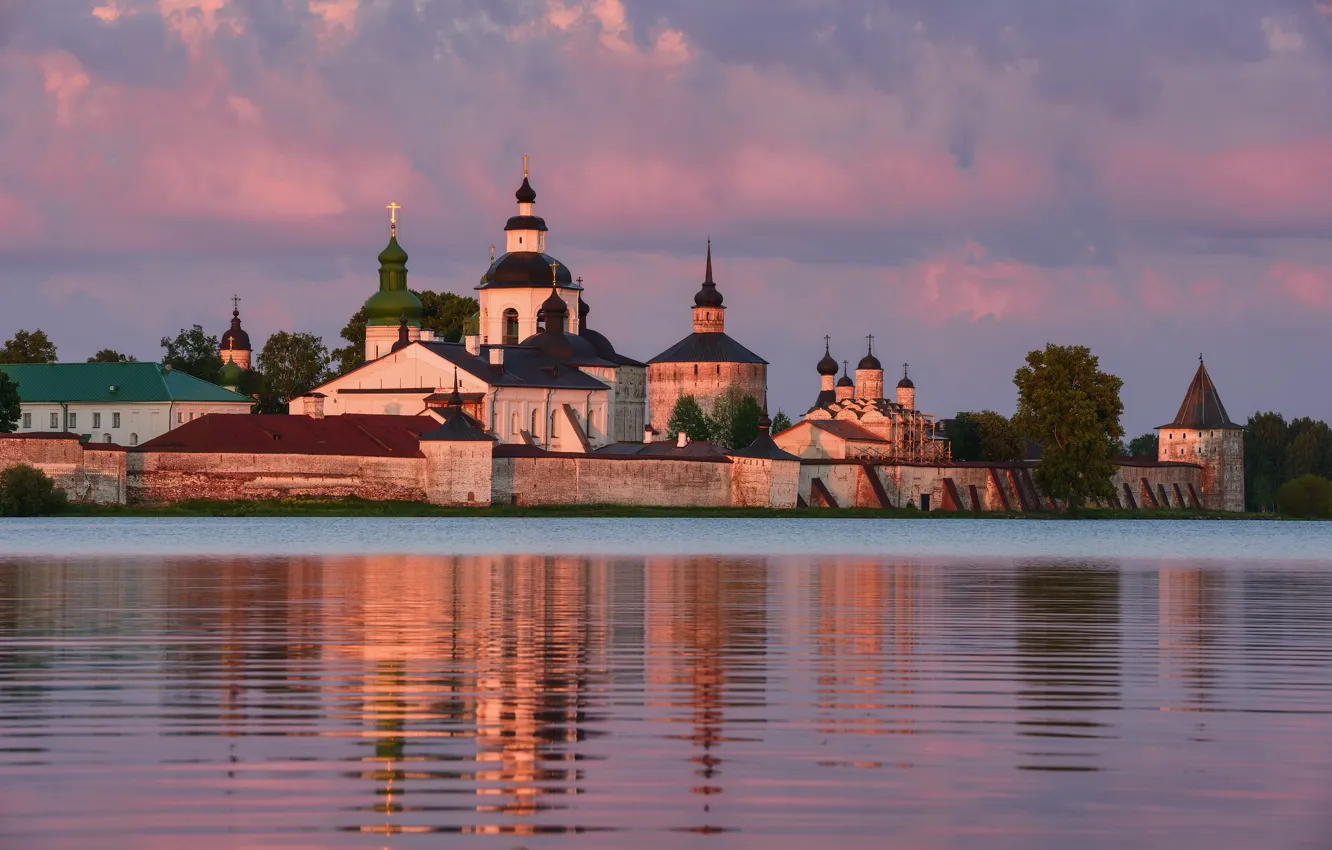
[290,160,774,451]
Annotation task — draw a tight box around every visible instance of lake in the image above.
[1,519,1330,848]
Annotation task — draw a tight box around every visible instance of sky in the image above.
[1,0,1331,436]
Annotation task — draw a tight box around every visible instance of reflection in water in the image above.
[0,553,1330,849]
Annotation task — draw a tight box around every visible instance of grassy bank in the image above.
[54,497,1283,520]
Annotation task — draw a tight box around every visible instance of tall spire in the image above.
[705,237,713,284]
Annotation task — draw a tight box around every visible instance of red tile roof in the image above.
[137,414,436,458]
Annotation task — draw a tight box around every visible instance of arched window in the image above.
[130,433,138,446]
[550,410,559,443]
[503,309,519,345]
[530,409,539,438]
[103,434,111,443]
[511,411,520,439]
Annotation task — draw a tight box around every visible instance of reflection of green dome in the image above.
[366,233,423,327]
[218,360,244,388]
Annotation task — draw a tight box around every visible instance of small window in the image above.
[518,236,523,244]
[68,412,77,429]
[22,412,31,429]
[189,412,195,421]
[716,364,721,375]
[503,308,519,346]
[103,434,111,443]
[130,433,138,446]
[178,412,184,424]
[693,364,698,377]
[50,412,59,429]
[92,412,101,429]
[530,409,539,438]
[112,412,121,428]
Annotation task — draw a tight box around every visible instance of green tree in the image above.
[160,325,223,382]
[1284,417,1332,481]
[331,291,479,375]
[0,329,57,363]
[950,411,1024,462]
[87,349,136,363]
[1013,344,1124,511]
[1275,474,1332,519]
[1245,412,1289,512]
[666,395,712,443]
[704,385,763,449]
[0,464,67,516]
[1127,432,1159,458]
[770,410,793,434]
[257,332,331,404]
[0,372,20,433]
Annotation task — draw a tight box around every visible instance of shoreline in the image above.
[49,497,1295,520]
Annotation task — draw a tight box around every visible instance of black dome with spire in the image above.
[520,288,601,361]
[221,309,251,352]
[858,344,882,372]
[817,340,838,376]
[390,311,411,353]
[693,240,724,308]
[836,361,854,388]
[515,175,537,205]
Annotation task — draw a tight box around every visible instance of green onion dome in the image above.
[217,360,244,388]
[365,234,423,327]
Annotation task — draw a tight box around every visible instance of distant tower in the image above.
[364,202,423,362]
[1156,357,1245,512]
[897,364,915,410]
[219,296,251,370]
[855,335,884,400]
[692,239,725,333]
[835,360,855,403]
[814,336,838,408]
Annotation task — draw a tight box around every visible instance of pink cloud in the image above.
[1267,262,1332,308]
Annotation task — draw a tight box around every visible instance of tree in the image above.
[1276,474,1332,519]
[1013,344,1124,511]
[331,291,479,375]
[160,325,223,382]
[950,411,1024,462]
[1245,412,1289,512]
[257,332,331,404]
[1284,417,1332,481]
[1127,432,1159,458]
[0,329,57,363]
[0,464,67,516]
[770,410,793,434]
[703,385,763,449]
[0,372,19,433]
[87,349,136,363]
[666,395,712,443]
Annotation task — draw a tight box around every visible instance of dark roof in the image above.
[808,420,886,442]
[0,362,252,404]
[858,353,882,371]
[477,252,579,290]
[648,332,767,365]
[418,341,610,389]
[730,416,799,461]
[221,310,251,351]
[504,214,548,232]
[1158,361,1242,430]
[836,374,854,388]
[515,175,537,204]
[817,344,838,376]
[593,440,733,460]
[810,388,836,410]
[420,407,496,442]
[137,414,436,457]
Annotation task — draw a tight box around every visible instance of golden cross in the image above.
[490,244,495,262]
[523,155,529,178]
[386,201,401,232]
[550,261,560,285]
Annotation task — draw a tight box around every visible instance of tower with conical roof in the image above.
[646,240,768,438]
[364,203,423,362]
[1156,357,1244,512]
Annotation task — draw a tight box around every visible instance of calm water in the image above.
[1,520,1330,849]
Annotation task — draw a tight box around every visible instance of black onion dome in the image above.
[897,364,914,389]
[693,239,724,307]
[858,352,882,371]
[221,311,251,351]
[515,176,536,204]
[836,374,854,388]
[541,288,568,321]
[817,343,838,376]
[504,214,548,232]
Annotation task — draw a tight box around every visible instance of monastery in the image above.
[0,161,1246,513]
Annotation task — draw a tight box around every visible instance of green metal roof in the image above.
[0,362,252,404]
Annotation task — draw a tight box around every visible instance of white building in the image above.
[294,161,647,448]
[1,361,252,446]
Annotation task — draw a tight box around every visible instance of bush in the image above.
[1276,474,1332,519]
[0,464,68,517]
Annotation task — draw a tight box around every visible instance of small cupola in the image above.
[855,335,884,400]
[390,311,412,353]
[817,338,838,377]
[505,155,548,253]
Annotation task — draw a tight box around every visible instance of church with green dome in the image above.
[363,205,425,361]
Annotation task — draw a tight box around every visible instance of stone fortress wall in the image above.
[0,434,126,504]
[647,361,767,435]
